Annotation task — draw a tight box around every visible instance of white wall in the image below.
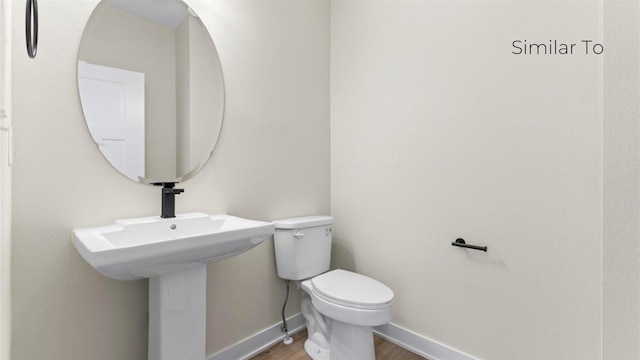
[331,1,602,359]
[10,1,329,359]
[603,0,640,358]
[0,2,11,359]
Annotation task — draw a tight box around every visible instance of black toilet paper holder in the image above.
[451,238,487,252]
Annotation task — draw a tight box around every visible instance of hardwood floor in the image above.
[250,330,426,360]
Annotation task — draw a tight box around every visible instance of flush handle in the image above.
[293,231,304,239]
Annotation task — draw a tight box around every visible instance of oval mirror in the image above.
[77,0,224,183]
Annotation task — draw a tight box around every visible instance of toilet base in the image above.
[329,320,375,360]
[303,321,375,360]
[304,338,330,360]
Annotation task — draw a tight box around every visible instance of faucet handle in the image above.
[151,182,178,188]
[151,183,184,194]
[152,182,183,193]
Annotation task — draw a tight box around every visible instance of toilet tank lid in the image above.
[273,216,333,229]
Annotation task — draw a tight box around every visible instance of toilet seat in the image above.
[301,270,394,327]
[311,270,394,310]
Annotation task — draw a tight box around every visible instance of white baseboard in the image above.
[207,313,306,360]
[374,322,480,360]
[207,314,477,360]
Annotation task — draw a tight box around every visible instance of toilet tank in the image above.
[273,216,333,280]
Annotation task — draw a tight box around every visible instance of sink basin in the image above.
[72,213,275,280]
[73,212,274,360]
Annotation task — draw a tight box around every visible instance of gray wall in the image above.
[603,0,640,358]
[331,1,602,359]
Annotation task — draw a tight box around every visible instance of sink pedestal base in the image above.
[149,265,207,360]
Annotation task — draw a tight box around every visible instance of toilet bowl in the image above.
[273,216,394,360]
[300,269,393,360]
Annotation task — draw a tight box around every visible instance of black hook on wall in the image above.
[25,0,38,58]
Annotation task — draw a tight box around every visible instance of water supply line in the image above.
[280,280,293,345]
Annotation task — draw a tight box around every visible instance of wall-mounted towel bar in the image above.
[451,238,487,252]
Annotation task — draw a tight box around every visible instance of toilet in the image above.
[273,216,394,360]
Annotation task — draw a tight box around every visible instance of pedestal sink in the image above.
[72,213,274,360]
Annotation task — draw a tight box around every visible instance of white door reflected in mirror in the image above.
[78,61,145,181]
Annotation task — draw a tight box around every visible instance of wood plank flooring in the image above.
[250,329,427,360]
